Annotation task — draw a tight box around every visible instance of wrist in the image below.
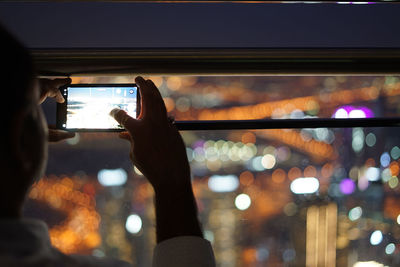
[153,180,194,201]
[151,169,192,195]
[153,181,203,243]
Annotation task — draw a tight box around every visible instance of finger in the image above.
[55,90,65,103]
[135,76,148,118]
[110,108,139,134]
[146,79,168,117]
[135,76,167,119]
[48,129,75,142]
[39,78,70,104]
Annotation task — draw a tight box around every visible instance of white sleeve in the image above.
[152,236,216,267]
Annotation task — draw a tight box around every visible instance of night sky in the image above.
[0,2,399,48]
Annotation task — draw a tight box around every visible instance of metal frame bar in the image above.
[32,48,400,76]
[173,118,400,130]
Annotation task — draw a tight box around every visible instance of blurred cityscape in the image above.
[24,75,400,266]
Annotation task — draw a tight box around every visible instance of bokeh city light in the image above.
[24,75,400,266]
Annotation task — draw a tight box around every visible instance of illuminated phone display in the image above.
[60,84,138,130]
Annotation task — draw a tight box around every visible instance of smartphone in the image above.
[57,84,140,131]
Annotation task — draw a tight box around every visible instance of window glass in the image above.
[65,75,400,121]
[26,76,400,266]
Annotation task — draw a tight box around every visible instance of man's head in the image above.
[0,24,48,217]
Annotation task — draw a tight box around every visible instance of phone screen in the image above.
[62,85,138,130]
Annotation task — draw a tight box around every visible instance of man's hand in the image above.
[38,78,71,104]
[110,76,191,192]
[38,78,75,142]
[110,76,202,243]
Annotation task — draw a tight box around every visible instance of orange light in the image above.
[321,163,334,179]
[258,130,336,162]
[304,165,317,178]
[288,167,301,180]
[166,76,182,91]
[390,162,400,177]
[272,169,286,184]
[242,248,257,264]
[148,76,164,88]
[241,132,256,144]
[84,232,102,248]
[197,85,381,121]
[29,177,101,254]
[163,97,175,112]
[240,171,254,186]
[70,77,82,84]
[365,158,376,167]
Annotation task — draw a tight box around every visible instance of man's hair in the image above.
[0,23,35,117]
[0,23,35,156]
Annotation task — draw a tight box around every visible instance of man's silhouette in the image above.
[0,24,215,267]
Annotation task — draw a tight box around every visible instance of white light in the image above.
[186,147,194,162]
[315,128,329,141]
[251,156,265,171]
[261,154,276,169]
[204,230,214,244]
[353,261,384,267]
[290,177,319,194]
[352,128,364,153]
[385,243,395,255]
[208,175,239,193]
[134,166,143,176]
[391,146,400,160]
[334,108,348,118]
[365,133,376,147]
[382,168,391,182]
[370,230,383,246]
[349,109,366,118]
[98,168,127,186]
[125,214,142,234]
[366,167,380,182]
[235,194,251,210]
[193,147,205,162]
[397,214,400,224]
[348,207,363,221]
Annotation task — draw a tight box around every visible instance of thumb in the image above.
[48,129,75,142]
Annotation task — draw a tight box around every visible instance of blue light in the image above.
[385,243,395,255]
[370,230,383,246]
[380,152,391,167]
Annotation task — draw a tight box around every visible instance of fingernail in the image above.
[109,108,121,117]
